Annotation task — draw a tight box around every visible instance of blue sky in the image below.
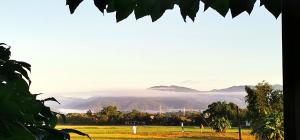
[0,0,282,94]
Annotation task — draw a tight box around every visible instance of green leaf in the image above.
[39,127,68,140]
[150,0,175,22]
[6,78,30,92]
[134,0,176,21]
[66,0,281,21]
[114,0,135,22]
[179,0,200,21]
[201,0,210,11]
[260,0,281,18]
[66,0,84,14]
[211,0,230,17]
[4,122,36,140]
[94,0,110,13]
[0,92,22,118]
[106,0,116,13]
[134,0,155,20]
[11,61,31,85]
[32,93,43,99]
[0,43,11,61]
[16,61,31,72]
[41,97,61,104]
[229,0,244,17]
[61,129,91,139]
[245,0,256,14]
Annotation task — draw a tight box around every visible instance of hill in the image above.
[210,84,282,92]
[47,84,282,113]
[148,85,200,92]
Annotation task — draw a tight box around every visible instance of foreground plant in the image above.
[0,43,90,140]
[253,111,284,140]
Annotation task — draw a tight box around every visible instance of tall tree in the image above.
[245,81,283,139]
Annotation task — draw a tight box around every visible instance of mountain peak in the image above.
[148,85,200,93]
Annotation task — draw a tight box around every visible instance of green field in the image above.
[56,125,255,140]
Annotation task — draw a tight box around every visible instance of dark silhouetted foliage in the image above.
[66,0,281,22]
[0,43,90,140]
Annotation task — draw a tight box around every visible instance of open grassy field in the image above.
[56,125,255,140]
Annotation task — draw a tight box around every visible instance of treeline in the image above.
[58,103,248,127]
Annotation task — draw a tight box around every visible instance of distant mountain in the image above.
[148,84,283,93]
[148,85,200,92]
[210,86,252,92]
[47,84,282,114]
[50,94,247,113]
[210,84,283,92]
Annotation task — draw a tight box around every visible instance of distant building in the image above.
[245,121,251,127]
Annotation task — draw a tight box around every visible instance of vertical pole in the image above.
[237,106,242,140]
[282,0,300,139]
[159,105,162,115]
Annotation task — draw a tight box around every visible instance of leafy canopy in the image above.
[245,81,283,140]
[203,101,238,121]
[66,0,281,22]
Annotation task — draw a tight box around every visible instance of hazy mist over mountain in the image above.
[148,85,200,92]
[46,84,282,114]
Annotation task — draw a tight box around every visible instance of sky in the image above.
[0,0,282,95]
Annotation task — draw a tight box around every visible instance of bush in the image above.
[210,117,231,132]
[253,111,284,140]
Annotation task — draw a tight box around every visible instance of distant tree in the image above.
[245,81,283,139]
[123,109,150,124]
[58,110,226,126]
[203,101,244,126]
[124,109,140,121]
[86,109,93,116]
[0,43,89,139]
[60,113,99,125]
[97,106,123,124]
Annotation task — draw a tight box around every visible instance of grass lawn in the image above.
[56,125,255,140]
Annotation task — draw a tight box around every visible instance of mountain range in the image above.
[148,84,283,93]
[46,84,282,114]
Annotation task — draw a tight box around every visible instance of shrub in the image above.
[253,111,284,140]
[210,117,231,132]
